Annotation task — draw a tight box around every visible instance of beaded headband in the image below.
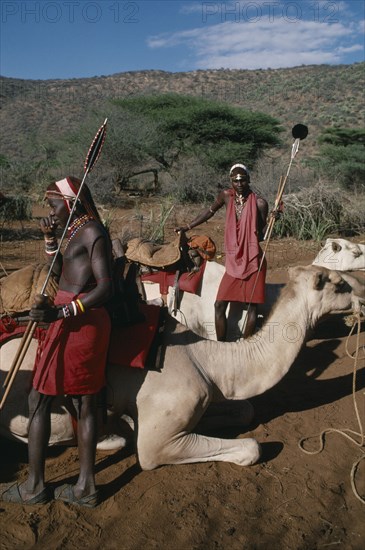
[55,177,77,198]
[45,176,101,222]
[229,164,250,176]
[45,177,78,212]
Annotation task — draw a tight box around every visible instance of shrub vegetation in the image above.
[0,196,32,223]
[111,94,282,172]
[309,127,365,191]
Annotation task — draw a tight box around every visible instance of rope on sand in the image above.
[298,310,365,504]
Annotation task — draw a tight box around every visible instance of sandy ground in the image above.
[0,207,364,550]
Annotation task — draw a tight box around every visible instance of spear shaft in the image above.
[0,119,108,410]
[40,118,107,295]
[240,126,307,339]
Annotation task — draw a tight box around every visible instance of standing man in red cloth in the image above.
[176,164,268,341]
[1,176,113,507]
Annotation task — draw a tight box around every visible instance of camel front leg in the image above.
[137,432,261,470]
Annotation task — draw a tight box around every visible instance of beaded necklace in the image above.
[234,193,248,219]
[65,214,93,250]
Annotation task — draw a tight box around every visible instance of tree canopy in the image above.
[109,93,282,176]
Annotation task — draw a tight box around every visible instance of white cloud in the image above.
[147,17,364,69]
[358,19,365,33]
[335,44,363,54]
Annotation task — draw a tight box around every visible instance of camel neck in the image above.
[193,287,309,401]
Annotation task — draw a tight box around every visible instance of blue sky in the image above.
[1,0,364,79]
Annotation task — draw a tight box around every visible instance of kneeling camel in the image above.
[0,265,360,468]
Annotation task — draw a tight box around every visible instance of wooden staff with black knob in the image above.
[240,124,308,337]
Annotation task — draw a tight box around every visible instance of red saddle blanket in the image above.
[0,317,47,346]
[107,303,161,369]
[1,305,161,371]
[140,261,206,296]
[0,319,48,373]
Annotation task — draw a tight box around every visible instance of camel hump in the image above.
[0,263,59,315]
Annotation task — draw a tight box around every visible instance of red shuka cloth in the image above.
[224,190,261,279]
[32,290,111,396]
[217,190,266,303]
[216,259,266,303]
[108,303,161,369]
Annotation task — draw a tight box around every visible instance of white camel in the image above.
[143,238,365,340]
[0,260,280,450]
[0,266,360,468]
[313,238,365,271]
[143,261,282,341]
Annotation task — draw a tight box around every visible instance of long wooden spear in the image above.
[0,119,108,410]
[262,124,308,243]
[240,124,308,337]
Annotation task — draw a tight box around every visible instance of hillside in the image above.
[1,63,364,163]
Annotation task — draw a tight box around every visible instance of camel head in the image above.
[338,271,365,312]
[313,238,365,271]
[288,265,357,323]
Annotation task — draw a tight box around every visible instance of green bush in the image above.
[0,195,32,222]
[310,127,365,191]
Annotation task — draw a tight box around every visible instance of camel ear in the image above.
[313,270,326,290]
[328,270,342,285]
[352,245,362,259]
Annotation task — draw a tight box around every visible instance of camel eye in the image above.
[332,242,341,252]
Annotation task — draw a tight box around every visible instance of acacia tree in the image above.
[106,94,282,199]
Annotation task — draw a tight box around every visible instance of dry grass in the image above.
[273,182,365,240]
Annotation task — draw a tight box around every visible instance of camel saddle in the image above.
[125,236,182,269]
[0,263,59,316]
